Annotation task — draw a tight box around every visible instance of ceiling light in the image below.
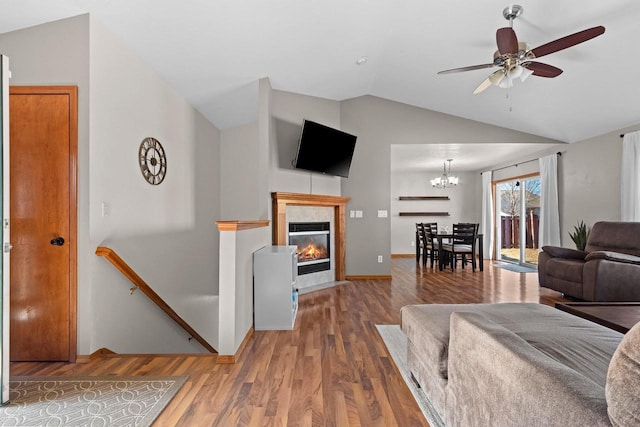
[520,66,534,82]
[498,76,514,89]
[508,64,524,79]
[356,56,368,65]
[497,65,533,89]
[431,159,459,188]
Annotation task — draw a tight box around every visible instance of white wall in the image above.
[390,170,481,254]
[517,125,640,248]
[220,123,261,220]
[269,89,342,196]
[217,226,270,356]
[340,95,559,276]
[0,15,92,352]
[482,121,640,250]
[88,17,221,354]
[1,15,222,355]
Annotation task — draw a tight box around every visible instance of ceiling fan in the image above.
[437,5,605,94]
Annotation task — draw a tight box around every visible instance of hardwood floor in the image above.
[11,258,567,426]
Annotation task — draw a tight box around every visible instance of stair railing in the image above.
[95,246,216,353]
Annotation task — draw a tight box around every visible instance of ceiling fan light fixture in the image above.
[520,66,534,82]
[508,64,524,79]
[498,76,513,89]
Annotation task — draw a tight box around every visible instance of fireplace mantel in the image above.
[271,192,350,281]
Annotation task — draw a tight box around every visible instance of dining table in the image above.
[434,233,484,271]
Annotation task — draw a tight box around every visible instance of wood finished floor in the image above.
[11,258,567,426]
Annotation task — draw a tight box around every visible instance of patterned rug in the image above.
[2,376,187,426]
[376,325,445,427]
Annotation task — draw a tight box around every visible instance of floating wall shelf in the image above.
[399,212,450,217]
[399,196,450,201]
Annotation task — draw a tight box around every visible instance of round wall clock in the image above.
[138,137,167,185]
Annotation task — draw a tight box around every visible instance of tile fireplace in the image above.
[271,192,350,282]
[288,222,331,275]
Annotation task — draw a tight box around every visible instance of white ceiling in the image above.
[1,0,638,144]
[390,143,559,173]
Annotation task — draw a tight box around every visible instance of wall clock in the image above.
[138,137,167,185]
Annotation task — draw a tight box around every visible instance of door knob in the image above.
[50,237,65,246]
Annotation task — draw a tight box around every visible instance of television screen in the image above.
[293,120,357,178]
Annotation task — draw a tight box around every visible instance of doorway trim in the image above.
[10,86,78,362]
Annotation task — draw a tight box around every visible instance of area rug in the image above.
[376,325,445,427]
[1,376,188,426]
[492,262,537,273]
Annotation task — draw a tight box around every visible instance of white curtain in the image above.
[539,154,561,247]
[621,131,640,221]
[481,171,494,259]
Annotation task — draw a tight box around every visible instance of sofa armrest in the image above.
[542,245,588,260]
[586,250,640,265]
[445,312,610,427]
[583,252,640,301]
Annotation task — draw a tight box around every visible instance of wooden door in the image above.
[9,86,77,362]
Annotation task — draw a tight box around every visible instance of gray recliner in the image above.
[538,221,640,301]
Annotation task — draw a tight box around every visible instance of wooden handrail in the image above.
[95,246,217,353]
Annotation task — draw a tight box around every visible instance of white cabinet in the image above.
[253,245,298,330]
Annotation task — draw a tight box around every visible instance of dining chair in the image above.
[421,222,439,268]
[415,223,424,263]
[441,223,479,271]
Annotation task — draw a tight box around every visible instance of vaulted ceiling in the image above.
[2,0,638,144]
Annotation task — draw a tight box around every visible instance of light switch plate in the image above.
[355,210,363,218]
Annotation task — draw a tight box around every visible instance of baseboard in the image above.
[345,275,393,281]
[391,254,414,258]
[76,347,218,361]
[76,347,117,363]
[216,326,255,364]
[77,353,216,360]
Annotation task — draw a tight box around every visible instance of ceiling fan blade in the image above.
[437,63,495,75]
[530,26,605,58]
[473,70,505,94]
[496,27,519,55]
[524,62,563,78]
[473,78,492,95]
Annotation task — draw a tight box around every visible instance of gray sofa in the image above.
[400,303,640,426]
[538,221,640,301]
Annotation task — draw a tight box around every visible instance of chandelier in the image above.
[431,159,459,188]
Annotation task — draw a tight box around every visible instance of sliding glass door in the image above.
[495,175,540,266]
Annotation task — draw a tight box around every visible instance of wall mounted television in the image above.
[293,119,357,178]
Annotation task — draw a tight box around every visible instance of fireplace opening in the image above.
[288,222,331,275]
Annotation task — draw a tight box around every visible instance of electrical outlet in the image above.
[411,241,415,247]
[377,255,383,263]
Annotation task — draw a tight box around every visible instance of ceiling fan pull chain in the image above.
[506,90,513,113]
